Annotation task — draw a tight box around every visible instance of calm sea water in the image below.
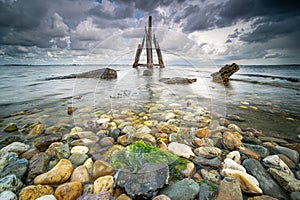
[0,64,299,139]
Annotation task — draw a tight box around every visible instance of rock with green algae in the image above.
[110,141,190,177]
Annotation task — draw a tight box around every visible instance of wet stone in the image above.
[258,137,288,144]
[26,152,50,184]
[56,143,70,159]
[168,142,195,159]
[19,185,53,200]
[222,131,242,150]
[268,168,300,193]
[35,133,62,152]
[20,148,40,160]
[71,165,90,184]
[36,195,57,200]
[0,142,29,155]
[273,145,299,164]
[243,159,288,199]
[238,147,261,160]
[247,195,279,200]
[200,169,221,184]
[92,160,115,181]
[217,177,243,200]
[54,181,82,200]
[93,175,114,194]
[193,156,221,169]
[0,135,24,149]
[198,181,217,200]
[3,123,18,133]
[159,178,199,200]
[243,143,269,158]
[115,163,169,198]
[0,157,28,179]
[69,152,88,166]
[152,194,171,200]
[0,174,23,193]
[0,190,17,200]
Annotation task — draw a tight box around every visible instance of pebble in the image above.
[70,165,90,183]
[168,142,195,159]
[26,123,45,138]
[217,177,243,200]
[268,168,300,192]
[274,145,299,164]
[0,157,28,179]
[3,123,18,133]
[222,131,242,150]
[93,175,114,194]
[194,156,221,169]
[195,127,211,138]
[54,181,82,200]
[34,159,73,185]
[78,192,111,200]
[159,178,199,200]
[69,153,88,166]
[92,160,115,180]
[263,155,293,176]
[71,146,89,154]
[200,169,221,183]
[0,174,23,193]
[35,133,62,152]
[19,185,53,200]
[0,191,18,200]
[194,146,221,157]
[152,194,171,200]
[243,143,269,158]
[238,147,261,160]
[0,142,29,155]
[36,195,57,200]
[26,152,50,183]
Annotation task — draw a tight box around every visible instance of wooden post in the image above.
[133,36,144,68]
[146,16,153,68]
[153,34,165,68]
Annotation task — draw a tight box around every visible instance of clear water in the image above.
[0,64,299,139]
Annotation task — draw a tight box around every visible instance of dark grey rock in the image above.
[159,178,200,200]
[35,133,62,152]
[243,143,269,158]
[26,152,50,184]
[198,182,217,200]
[0,158,28,179]
[274,145,299,164]
[143,69,153,76]
[193,156,221,169]
[115,163,169,198]
[0,174,23,193]
[159,77,197,84]
[243,159,288,200]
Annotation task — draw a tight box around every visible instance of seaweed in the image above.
[110,140,189,176]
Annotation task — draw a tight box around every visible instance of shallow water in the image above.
[0,64,299,139]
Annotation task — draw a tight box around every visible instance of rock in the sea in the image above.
[168,142,195,159]
[0,142,29,155]
[0,190,18,200]
[268,168,300,192]
[195,127,211,138]
[3,123,18,133]
[159,77,197,84]
[54,181,82,200]
[26,123,45,138]
[0,135,24,149]
[34,159,73,185]
[243,159,288,199]
[26,152,50,183]
[221,168,262,194]
[93,175,114,194]
[78,192,111,200]
[217,177,243,200]
[263,155,293,176]
[0,174,23,193]
[211,63,239,86]
[159,178,199,200]
[115,163,169,198]
[92,160,115,181]
[19,185,53,200]
[222,131,242,150]
[143,69,153,76]
[273,145,299,164]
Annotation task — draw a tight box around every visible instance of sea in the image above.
[0,64,299,139]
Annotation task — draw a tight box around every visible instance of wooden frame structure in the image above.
[133,16,165,68]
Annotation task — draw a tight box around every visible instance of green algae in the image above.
[110,140,189,175]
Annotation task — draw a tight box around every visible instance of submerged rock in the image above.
[3,123,18,133]
[115,163,169,198]
[211,63,239,86]
[159,77,197,84]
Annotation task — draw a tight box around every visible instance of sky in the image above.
[0,0,300,65]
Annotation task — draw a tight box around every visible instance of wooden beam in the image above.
[153,34,165,68]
